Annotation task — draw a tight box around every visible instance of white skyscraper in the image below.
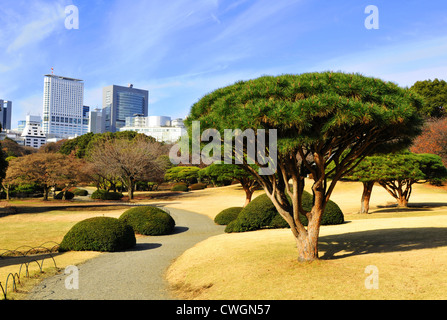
[42,74,84,137]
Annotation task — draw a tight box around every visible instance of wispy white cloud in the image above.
[310,36,447,86]
[3,1,66,53]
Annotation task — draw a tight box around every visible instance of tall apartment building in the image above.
[0,100,12,131]
[102,84,149,132]
[42,74,84,137]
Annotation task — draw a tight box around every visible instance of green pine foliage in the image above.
[186,72,424,155]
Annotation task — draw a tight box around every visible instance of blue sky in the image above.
[1,0,447,128]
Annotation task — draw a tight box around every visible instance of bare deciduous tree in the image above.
[88,137,168,200]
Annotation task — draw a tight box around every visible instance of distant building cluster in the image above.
[0,74,186,148]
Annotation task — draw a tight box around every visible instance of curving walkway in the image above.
[26,207,225,300]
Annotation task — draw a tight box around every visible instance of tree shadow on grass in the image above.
[369,202,447,214]
[318,227,447,260]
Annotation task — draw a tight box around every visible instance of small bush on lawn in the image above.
[59,217,136,252]
[171,183,189,192]
[189,183,207,190]
[119,206,176,236]
[91,189,124,200]
[54,191,75,200]
[214,207,243,225]
[73,189,89,196]
[225,192,344,233]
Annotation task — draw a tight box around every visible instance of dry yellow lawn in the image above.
[1,180,446,300]
[0,205,129,300]
[165,180,447,300]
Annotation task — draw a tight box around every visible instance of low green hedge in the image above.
[73,189,89,196]
[225,192,344,233]
[119,206,176,236]
[189,183,207,190]
[59,217,136,252]
[171,183,189,192]
[91,189,124,200]
[214,207,243,225]
[54,191,75,200]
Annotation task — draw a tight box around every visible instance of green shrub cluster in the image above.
[214,207,243,225]
[119,206,176,236]
[54,191,75,200]
[225,192,344,233]
[91,189,124,200]
[189,183,207,190]
[73,189,89,196]
[171,183,189,192]
[59,217,136,252]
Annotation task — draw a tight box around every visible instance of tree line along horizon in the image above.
[1,72,447,262]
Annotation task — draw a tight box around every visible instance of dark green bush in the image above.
[91,189,123,200]
[73,189,89,196]
[54,191,75,200]
[225,192,344,233]
[214,207,243,225]
[59,217,136,252]
[171,183,189,192]
[189,183,207,190]
[119,206,176,236]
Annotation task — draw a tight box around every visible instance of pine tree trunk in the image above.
[295,192,324,262]
[397,197,408,207]
[296,227,320,262]
[361,181,374,214]
[243,186,253,207]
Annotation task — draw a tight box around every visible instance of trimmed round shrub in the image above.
[91,190,124,200]
[225,192,344,233]
[119,206,176,236]
[214,207,243,225]
[59,217,136,252]
[73,189,89,196]
[54,191,75,200]
[189,183,207,190]
[171,183,189,192]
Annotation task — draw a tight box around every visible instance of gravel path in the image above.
[26,207,225,300]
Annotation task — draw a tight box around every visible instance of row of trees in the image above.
[342,152,447,213]
[165,164,259,207]
[1,132,171,201]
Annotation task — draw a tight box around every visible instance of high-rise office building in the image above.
[0,100,12,131]
[88,108,105,134]
[102,84,149,132]
[42,74,84,137]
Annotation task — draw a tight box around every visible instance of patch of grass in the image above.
[167,215,447,300]
[0,206,128,299]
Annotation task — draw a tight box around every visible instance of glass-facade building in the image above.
[102,84,149,132]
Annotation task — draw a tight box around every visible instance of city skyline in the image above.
[1,1,447,128]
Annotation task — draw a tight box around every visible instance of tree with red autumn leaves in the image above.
[410,117,447,167]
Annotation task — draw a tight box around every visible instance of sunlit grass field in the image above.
[1,180,446,300]
[164,180,447,300]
